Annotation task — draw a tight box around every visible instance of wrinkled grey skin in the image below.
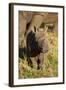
[26,26,48,70]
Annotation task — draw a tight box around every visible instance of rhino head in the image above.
[33,26,49,53]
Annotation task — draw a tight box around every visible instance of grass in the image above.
[18,31,58,79]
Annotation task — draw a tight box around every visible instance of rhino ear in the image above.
[34,26,36,32]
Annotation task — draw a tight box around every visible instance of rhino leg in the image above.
[30,57,38,69]
[38,53,44,70]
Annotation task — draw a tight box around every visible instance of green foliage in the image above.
[19,31,58,79]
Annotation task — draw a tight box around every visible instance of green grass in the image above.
[18,31,58,79]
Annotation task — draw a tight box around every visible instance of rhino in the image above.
[26,25,48,70]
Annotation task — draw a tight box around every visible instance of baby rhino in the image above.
[26,26,48,70]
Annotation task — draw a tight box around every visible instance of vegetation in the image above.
[18,31,58,79]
